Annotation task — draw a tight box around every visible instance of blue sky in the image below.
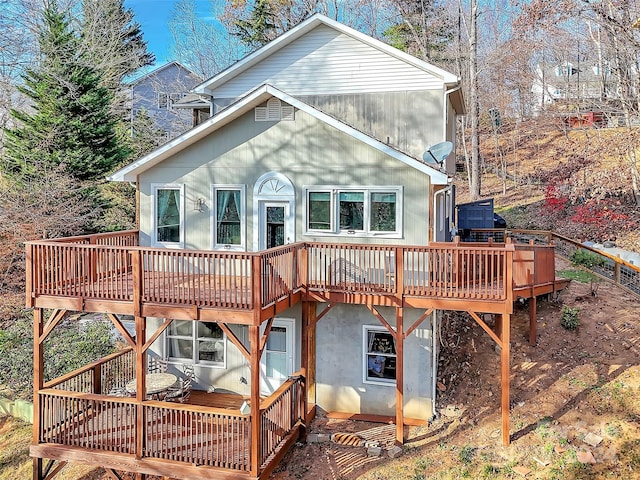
[124,0,212,65]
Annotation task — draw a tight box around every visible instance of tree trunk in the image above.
[469,0,481,200]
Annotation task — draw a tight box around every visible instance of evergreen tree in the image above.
[232,0,278,49]
[384,0,454,64]
[3,1,129,181]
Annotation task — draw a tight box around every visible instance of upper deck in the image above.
[25,230,557,321]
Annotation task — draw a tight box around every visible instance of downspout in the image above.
[432,182,453,242]
[431,311,439,420]
[443,85,462,142]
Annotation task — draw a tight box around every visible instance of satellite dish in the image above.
[423,141,453,167]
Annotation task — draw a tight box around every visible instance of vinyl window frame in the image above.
[152,184,185,248]
[303,186,402,238]
[362,325,396,386]
[165,320,227,369]
[211,184,246,251]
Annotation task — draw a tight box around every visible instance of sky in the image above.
[124,0,213,65]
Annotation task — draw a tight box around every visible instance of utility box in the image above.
[457,198,495,241]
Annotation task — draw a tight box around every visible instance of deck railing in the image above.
[38,390,137,454]
[37,390,252,472]
[305,241,514,301]
[259,374,306,468]
[144,402,251,471]
[27,231,531,312]
[468,229,640,297]
[46,348,135,394]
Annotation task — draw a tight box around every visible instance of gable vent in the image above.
[255,98,295,122]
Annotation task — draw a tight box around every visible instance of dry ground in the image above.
[269,260,640,480]
[3,259,637,479]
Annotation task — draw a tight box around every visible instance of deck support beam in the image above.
[301,301,317,425]
[33,308,44,480]
[395,307,404,444]
[134,315,146,460]
[249,325,261,478]
[500,313,511,446]
[529,296,537,346]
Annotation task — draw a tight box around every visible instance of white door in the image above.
[260,318,295,395]
[259,201,291,250]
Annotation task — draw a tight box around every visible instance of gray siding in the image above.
[210,25,443,99]
[138,106,433,250]
[130,63,202,139]
[296,90,443,160]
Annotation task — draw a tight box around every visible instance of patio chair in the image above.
[108,386,131,397]
[147,356,168,373]
[165,374,192,403]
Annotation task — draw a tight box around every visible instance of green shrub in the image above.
[0,312,116,400]
[458,445,475,464]
[560,306,580,330]
[570,249,606,268]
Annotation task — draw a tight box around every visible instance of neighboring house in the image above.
[531,61,616,115]
[28,14,562,480]
[125,61,202,141]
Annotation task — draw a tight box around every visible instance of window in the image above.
[339,192,364,230]
[305,187,402,237]
[308,191,331,230]
[363,326,396,385]
[154,185,183,246]
[213,185,246,250]
[157,92,186,110]
[166,320,226,367]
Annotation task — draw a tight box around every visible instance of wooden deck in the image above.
[24,232,554,319]
[28,231,564,479]
[33,358,305,479]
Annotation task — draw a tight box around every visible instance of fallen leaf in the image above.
[577,450,597,464]
[513,466,531,477]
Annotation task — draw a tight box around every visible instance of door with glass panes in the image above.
[259,201,290,249]
[260,318,295,394]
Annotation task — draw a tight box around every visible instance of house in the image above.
[125,61,202,141]
[531,60,616,116]
[28,14,564,480]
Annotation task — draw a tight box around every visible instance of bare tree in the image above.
[169,0,245,78]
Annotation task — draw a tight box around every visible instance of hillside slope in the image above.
[455,121,640,252]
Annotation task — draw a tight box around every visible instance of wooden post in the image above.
[300,301,309,437]
[135,315,146,460]
[301,301,317,428]
[395,247,404,300]
[26,243,34,308]
[32,308,44,480]
[395,307,404,444]
[529,296,537,346]
[494,314,502,339]
[252,256,262,310]
[249,325,261,478]
[500,313,511,446]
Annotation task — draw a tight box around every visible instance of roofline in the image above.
[108,84,450,185]
[193,14,459,95]
[128,61,202,86]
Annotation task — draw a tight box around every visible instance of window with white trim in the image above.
[305,187,402,237]
[153,185,184,246]
[212,185,246,250]
[166,320,226,367]
[363,325,396,385]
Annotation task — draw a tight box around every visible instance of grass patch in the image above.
[0,416,32,480]
[557,269,599,283]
